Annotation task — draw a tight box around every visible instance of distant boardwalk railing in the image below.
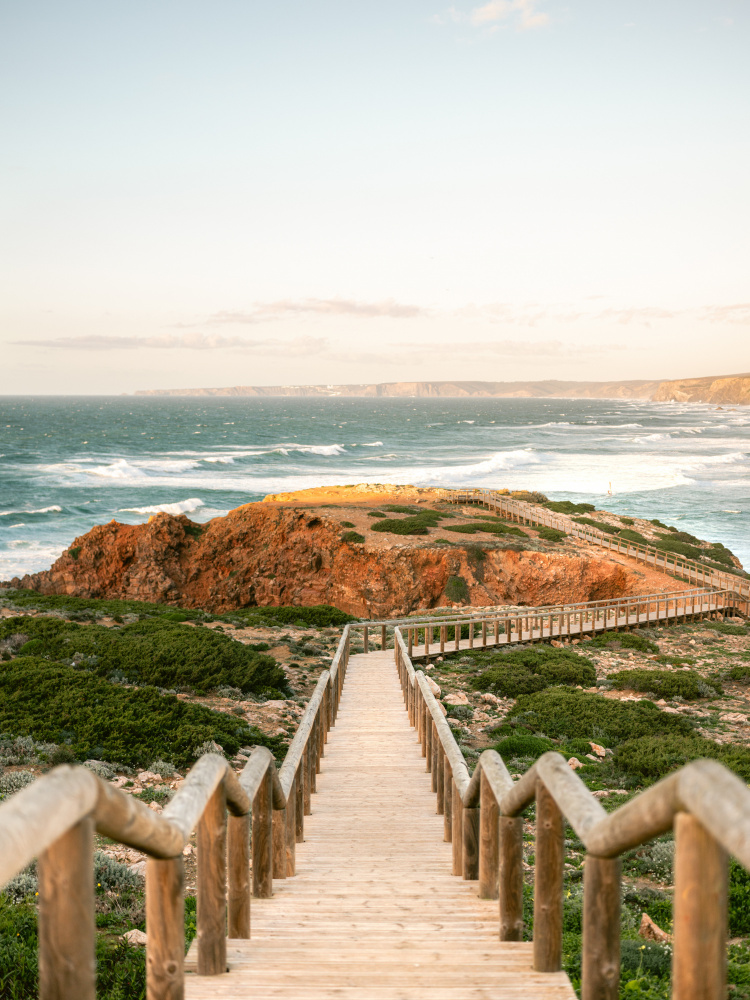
[348,587,742,656]
[447,487,750,610]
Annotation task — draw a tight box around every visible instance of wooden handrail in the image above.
[0,621,352,1000]
[395,623,750,1000]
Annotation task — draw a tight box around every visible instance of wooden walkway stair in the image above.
[185,649,576,999]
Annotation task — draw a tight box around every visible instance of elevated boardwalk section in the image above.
[185,650,575,999]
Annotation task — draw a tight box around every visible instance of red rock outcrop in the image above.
[12,504,686,617]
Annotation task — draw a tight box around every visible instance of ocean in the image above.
[1,395,748,581]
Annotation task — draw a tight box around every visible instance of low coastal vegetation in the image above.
[0,616,287,696]
[0,657,283,770]
[469,646,596,697]
[426,613,750,996]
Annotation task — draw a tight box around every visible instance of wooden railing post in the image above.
[436,743,445,814]
[252,766,273,899]
[533,781,564,972]
[673,812,728,1000]
[38,816,96,1000]
[227,813,251,939]
[302,746,312,815]
[295,763,305,841]
[197,783,227,975]
[430,720,438,789]
[452,780,463,876]
[478,770,499,900]
[146,856,185,1000]
[581,856,620,1000]
[443,757,452,841]
[463,803,480,881]
[272,807,287,879]
[499,816,524,941]
[285,781,296,875]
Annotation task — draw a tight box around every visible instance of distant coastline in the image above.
[134,372,750,405]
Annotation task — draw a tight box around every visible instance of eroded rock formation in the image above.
[12,503,684,617]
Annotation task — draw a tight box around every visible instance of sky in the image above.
[1,0,749,394]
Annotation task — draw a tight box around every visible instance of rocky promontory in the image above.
[10,485,696,617]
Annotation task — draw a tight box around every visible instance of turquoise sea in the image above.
[1,395,748,580]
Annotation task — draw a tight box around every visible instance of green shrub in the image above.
[653,537,704,561]
[0,589,210,622]
[571,517,619,535]
[620,940,671,980]
[444,521,526,538]
[370,517,430,536]
[650,519,670,530]
[367,511,386,517]
[504,688,695,746]
[608,669,720,700]
[705,620,748,636]
[620,517,635,526]
[69,546,81,561]
[444,576,470,603]
[536,526,566,543]
[471,647,596,698]
[0,617,286,696]
[543,501,596,514]
[0,770,36,798]
[587,632,659,654]
[341,531,365,543]
[495,733,553,761]
[730,859,750,936]
[231,604,356,627]
[618,528,650,545]
[0,657,283,769]
[340,521,355,528]
[446,704,473,721]
[614,733,750,783]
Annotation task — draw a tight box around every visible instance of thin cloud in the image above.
[180,298,428,327]
[470,0,549,30]
[14,333,329,355]
[698,303,750,324]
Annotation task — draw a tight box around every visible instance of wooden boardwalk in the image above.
[184,650,576,999]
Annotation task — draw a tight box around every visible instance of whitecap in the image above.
[360,441,384,447]
[0,505,63,516]
[118,498,205,516]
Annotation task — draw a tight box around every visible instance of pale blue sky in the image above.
[2,0,748,393]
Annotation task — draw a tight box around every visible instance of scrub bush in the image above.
[536,526,566,542]
[587,632,659,654]
[543,501,596,514]
[0,658,283,769]
[0,616,286,696]
[705,620,748,636]
[471,647,596,698]
[572,517,619,535]
[494,733,554,761]
[608,669,720,700]
[503,688,695,746]
[614,733,750,783]
[341,531,365,543]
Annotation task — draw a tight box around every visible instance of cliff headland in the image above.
[133,372,750,405]
[9,484,741,617]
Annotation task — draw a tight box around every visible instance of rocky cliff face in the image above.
[652,373,750,405]
[12,504,684,617]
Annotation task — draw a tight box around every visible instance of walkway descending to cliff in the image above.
[184,649,576,1000]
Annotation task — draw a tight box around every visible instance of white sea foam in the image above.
[360,441,384,447]
[118,498,205,516]
[0,505,63,516]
